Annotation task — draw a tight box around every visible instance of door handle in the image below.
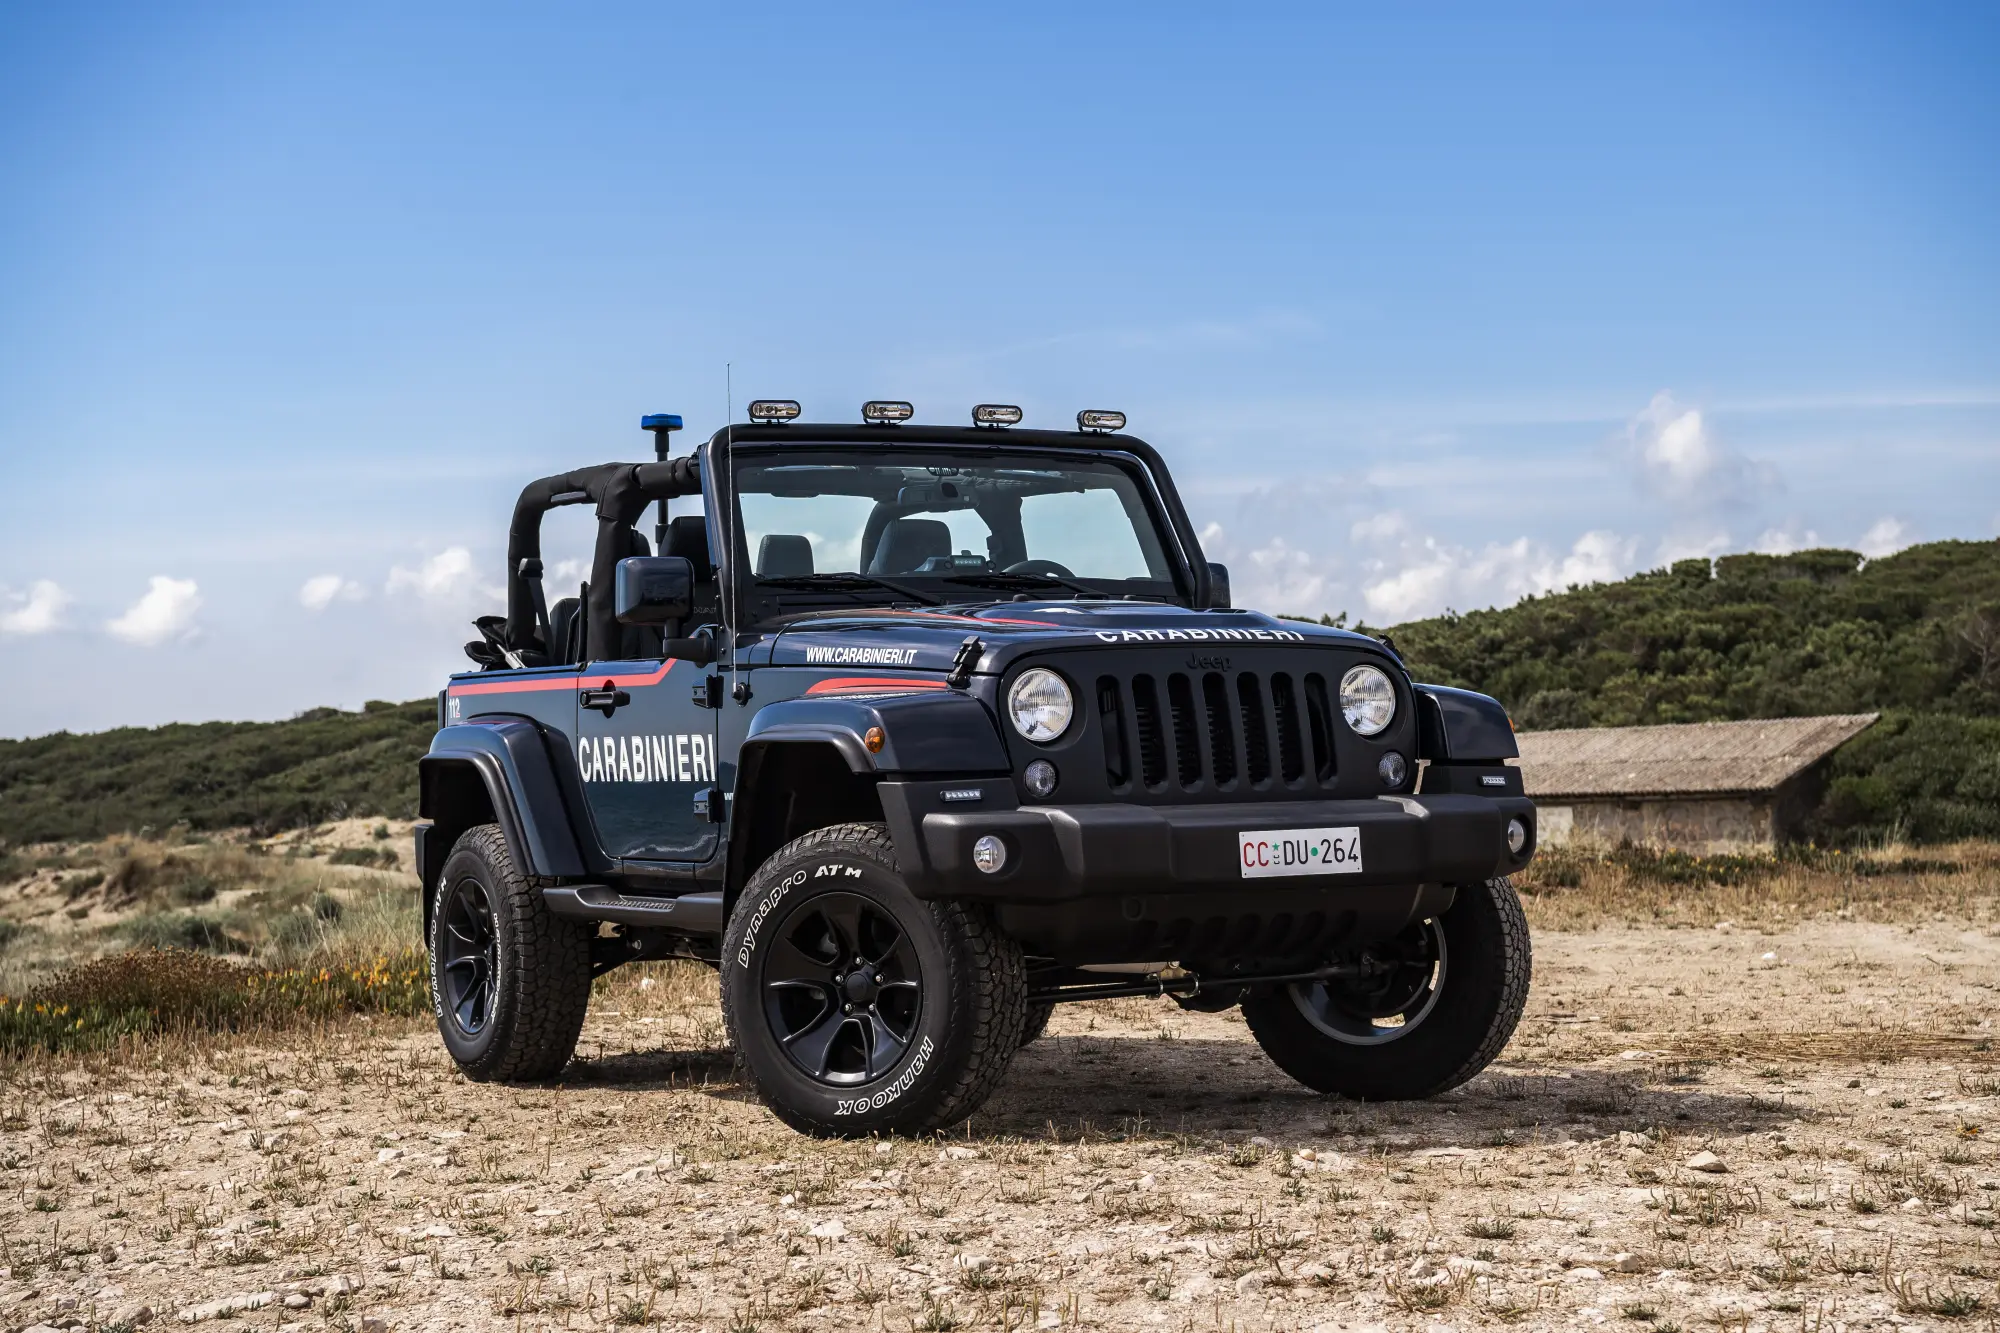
[580,684,630,716]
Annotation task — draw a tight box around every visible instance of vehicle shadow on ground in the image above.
[975,1034,1813,1143]
[564,1032,1807,1142]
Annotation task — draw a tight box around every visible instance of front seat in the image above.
[868,518,952,575]
[757,534,815,578]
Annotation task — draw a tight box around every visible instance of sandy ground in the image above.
[4,918,1998,1333]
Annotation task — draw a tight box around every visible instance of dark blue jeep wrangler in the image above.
[417,402,1536,1135]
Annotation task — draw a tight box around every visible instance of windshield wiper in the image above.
[942,571,1106,599]
[756,573,943,606]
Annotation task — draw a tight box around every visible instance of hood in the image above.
[766,601,1393,674]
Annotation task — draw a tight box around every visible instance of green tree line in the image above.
[1378,540,2000,843]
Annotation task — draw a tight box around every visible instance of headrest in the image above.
[868,518,952,575]
[756,534,815,579]
[665,515,712,577]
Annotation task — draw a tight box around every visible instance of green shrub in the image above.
[328,846,398,870]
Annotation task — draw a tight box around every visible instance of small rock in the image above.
[940,1146,979,1161]
[115,1308,156,1328]
[1614,1253,1646,1273]
[419,1225,454,1239]
[1616,1131,1652,1150]
[1234,1271,1267,1293]
[214,1118,246,1133]
[282,1295,309,1310]
[1296,1261,1334,1283]
[1567,1267,1604,1282]
[360,1320,390,1333]
[55,1297,80,1312]
[872,1141,892,1155]
[1900,1197,1924,1211]
[808,1219,846,1240]
[374,1148,403,1164]
[1136,1173,1157,1190]
[955,1254,991,1271]
[1685,1150,1727,1173]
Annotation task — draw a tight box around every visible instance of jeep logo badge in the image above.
[1185,653,1230,671]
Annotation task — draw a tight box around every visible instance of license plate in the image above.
[1238,826,1363,878]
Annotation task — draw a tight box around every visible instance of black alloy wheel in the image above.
[438,877,499,1038]
[1288,917,1447,1045]
[1241,877,1532,1101]
[761,892,924,1085]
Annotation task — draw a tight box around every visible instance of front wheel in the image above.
[721,823,1026,1136]
[1241,877,1531,1100]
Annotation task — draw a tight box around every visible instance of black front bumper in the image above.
[879,782,1536,903]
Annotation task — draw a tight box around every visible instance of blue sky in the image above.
[1,4,1995,736]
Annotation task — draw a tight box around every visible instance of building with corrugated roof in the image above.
[1512,714,1878,853]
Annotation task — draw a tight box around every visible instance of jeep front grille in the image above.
[1097,669,1338,796]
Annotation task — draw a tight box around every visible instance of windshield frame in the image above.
[719,438,1199,626]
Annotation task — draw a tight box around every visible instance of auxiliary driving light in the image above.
[862,400,914,423]
[1377,751,1408,789]
[1023,759,1059,798]
[972,404,1023,427]
[1507,818,1529,856]
[1077,409,1125,432]
[972,835,1008,874]
[747,399,802,422]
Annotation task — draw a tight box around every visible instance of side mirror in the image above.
[614,556,693,626]
[1205,562,1232,610]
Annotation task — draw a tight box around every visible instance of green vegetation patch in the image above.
[0,698,432,844]
[1,947,428,1055]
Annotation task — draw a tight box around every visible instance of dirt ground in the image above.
[4,914,1998,1333]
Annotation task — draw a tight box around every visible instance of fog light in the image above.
[1023,759,1058,797]
[1377,751,1408,789]
[1506,817,1528,855]
[972,835,1007,874]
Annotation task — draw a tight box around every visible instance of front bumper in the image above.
[879,782,1536,903]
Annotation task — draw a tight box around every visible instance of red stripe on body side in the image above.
[804,676,951,696]
[448,659,680,697]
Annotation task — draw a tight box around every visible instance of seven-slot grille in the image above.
[1098,668,1338,795]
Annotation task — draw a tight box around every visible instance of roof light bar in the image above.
[747,399,801,423]
[862,400,914,424]
[1077,409,1125,432]
[972,403,1023,427]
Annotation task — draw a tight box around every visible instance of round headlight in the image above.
[1339,665,1397,736]
[1007,669,1074,743]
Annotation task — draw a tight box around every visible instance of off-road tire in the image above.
[721,822,1026,1137]
[1241,877,1531,1100]
[1018,1001,1054,1048]
[428,824,593,1082]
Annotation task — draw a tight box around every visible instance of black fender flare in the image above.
[724,689,1012,901]
[418,717,590,894]
[1413,684,1519,763]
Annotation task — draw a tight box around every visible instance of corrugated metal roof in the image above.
[1513,714,1878,799]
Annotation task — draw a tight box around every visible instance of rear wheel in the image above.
[428,825,593,1082]
[722,823,1026,1136]
[1241,878,1530,1100]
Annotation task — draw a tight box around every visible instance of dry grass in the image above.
[1515,839,2000,930]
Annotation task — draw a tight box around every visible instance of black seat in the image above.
[868,518,952,575]
[548,597,581,665]
[665,515,712,577]
[757,534,815,578]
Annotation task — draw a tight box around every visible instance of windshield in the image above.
[731,448,1183,611]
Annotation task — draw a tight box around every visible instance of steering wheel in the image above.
[1005,559,1076,579]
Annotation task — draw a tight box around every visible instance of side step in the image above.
[543,886,725,936]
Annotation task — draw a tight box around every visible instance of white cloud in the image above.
[1359,525,1638,623]
[1752,524,1823,556]
[1625,390,1777,507]
[299,574,367,611]
[386,547,494,604]
[0,580,72,635]
[105,576,202,646]
[1654,529,1733,565]
[1199,522,1333,613]
[1856,517,1910,559]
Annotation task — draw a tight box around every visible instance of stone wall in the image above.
[1536,795,1779,854]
